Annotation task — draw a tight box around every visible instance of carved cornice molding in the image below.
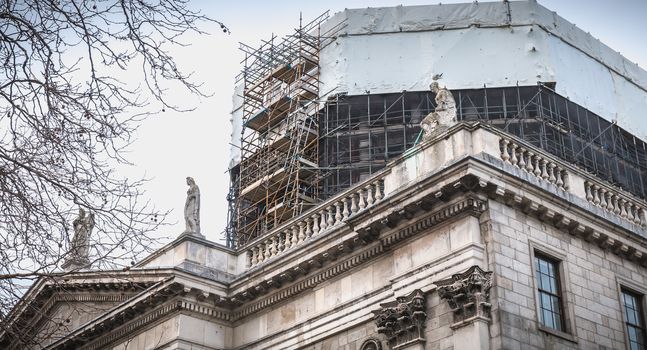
[435,265,493,328]
[80,296,231,350]
[49,282,229,350]
[1,282,156,350]
[229,194,486,322]
[380,196,487,248]
[372,289,426,349]
[481,178,647,268]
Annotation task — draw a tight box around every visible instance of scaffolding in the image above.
[318,85,647,202]
[228,12,343,247]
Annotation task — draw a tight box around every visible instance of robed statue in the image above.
[420,81,457,139]
[184,177,201,234]
[63,208,95,270]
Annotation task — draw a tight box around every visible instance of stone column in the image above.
[435,265,493,350]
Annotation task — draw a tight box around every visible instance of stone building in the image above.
[2,1,647,349]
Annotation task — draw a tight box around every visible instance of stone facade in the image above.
[2,122,646,349]
[2,3,647,349]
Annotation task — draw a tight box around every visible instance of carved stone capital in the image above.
[435,265,493,327]
[372,289,426,349]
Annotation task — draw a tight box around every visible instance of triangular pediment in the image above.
[27,290,138,349]
[0,271,170,350]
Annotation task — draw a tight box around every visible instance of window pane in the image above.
[622,289,646,350]
[535,254,564,332]
[541,274,551,292]
[543,308,554,329]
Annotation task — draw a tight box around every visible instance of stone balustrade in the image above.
[499,138,569,191]
[585,180,647,227]
[246,176,386,268]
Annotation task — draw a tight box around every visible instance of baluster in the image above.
[585,182,593,202]
[628,203,636,222]
[320,210,328,231]
[599,189,608,209]
[548,163,556,183]
[636,207,643,225]
[637,207,646,226]
[278,232,286,252]
[518,148,527,169]
[639,208,646,227]
[351,193,359,214]
[335,202,343,224]
[556,167,565,188]
[592,185,601,206]
[510,144,519,166]
[291,226,299,247]
[562,171,570,190]
[251,248,258,266]
[358,188,367,209]
[270,236,278,257]
[312,214,320,235]
[525,152,535,172]
[257,245,265,263]
[619,199,628,218]
[501,139,510,162]
[342,197,350,219]
[264,240,272,260]
[612,195,621,215]
[366,185,375,206]
[533,156,542,177]
[540,160,549,180]
[605,191,614,211]
[283,230,291,249]
[305,218,313,238]
[327,206,335,227]
[297,222,306,243]
[375,180,384,201]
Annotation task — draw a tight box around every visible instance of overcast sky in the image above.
[123,0,647,246]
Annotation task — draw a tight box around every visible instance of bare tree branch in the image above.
[0,1,228,346]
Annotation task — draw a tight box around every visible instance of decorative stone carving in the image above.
[372,289,426,349]
[360,338,383,350]
[435,265,493,327]
[62,208,95,271]
[420,81,457,138]
[184,176,201,234]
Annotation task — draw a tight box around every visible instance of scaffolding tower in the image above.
[228,12,342,247]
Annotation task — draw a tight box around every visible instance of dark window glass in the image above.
[622,289,646,350]
[535,254,564,331]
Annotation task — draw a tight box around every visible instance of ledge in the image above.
[538,325,578,344]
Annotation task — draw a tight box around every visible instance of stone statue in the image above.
[63,208,94,270]
[420,81,457,138]
[184,176,201,234]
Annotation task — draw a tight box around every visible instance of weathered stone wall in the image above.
[485,199,647,350]
[231,215,485,349]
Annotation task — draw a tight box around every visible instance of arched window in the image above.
[359,338,382,350]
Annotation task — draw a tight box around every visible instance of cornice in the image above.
[229,194,487,322]
[1,281,159,350]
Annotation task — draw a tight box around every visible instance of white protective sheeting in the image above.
[229,83,244,166]
[319,1,647,139]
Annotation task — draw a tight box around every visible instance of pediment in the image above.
[31,292,130,348]
[1,279,159,350]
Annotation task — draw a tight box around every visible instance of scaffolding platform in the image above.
[245,95,292,131]
[227,11,346,247]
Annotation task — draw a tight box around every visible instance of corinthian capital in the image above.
[435,265,493,327]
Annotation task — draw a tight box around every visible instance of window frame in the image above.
[534,253,566,331]
[528,240,577,342]
[618,276,647,350]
